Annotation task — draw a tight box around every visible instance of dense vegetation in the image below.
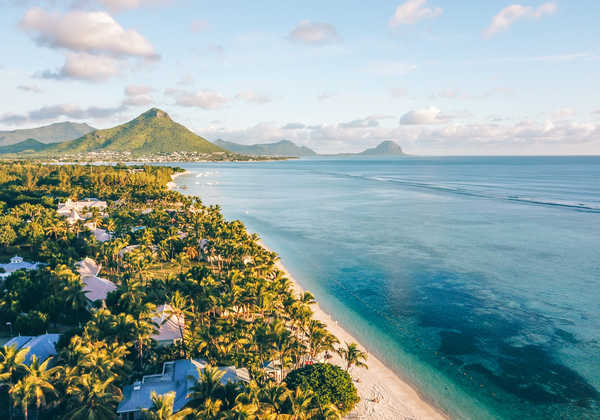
[0,162,366,419]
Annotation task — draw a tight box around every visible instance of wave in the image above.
[324,171,600,212]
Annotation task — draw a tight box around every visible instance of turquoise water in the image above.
[174,156,600,419]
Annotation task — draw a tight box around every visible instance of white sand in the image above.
[167,170,190,190]
[259,240,448,420]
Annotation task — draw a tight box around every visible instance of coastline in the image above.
[169,169,448,419]
[258,239,448,420]
[167,170,190,190]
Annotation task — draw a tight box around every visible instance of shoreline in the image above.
[168,168,448,419]
[167,170,190,190]
[257,239,449,420]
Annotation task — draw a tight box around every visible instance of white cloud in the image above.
[282,122,306,130]
[1,103,126,126]
[552,107,576,120]
[17,85,43,93]
[391,88,407,97]
[288,21,340,46]
[123,85,154,106]
[485,2,557,38]
[236,91,272,104]
[165,88,228,109]
[389,0,442,27]
[99,0,173,12]
[39,52,120,81]
[125,85,153,96]
[21,8,158,59]
[400,107,448,124]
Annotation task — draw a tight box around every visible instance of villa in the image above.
[76,258,117,304]
[57,198,107,217]
[4,333,61,365]
[0,256,39,279]
[153,304,185,345]
[117,359,250,419]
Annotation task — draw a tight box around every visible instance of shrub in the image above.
[285,362,359,414]
[15,310,49,335]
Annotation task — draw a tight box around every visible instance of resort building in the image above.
[0,256,39,279]
[152,304,185,345]
[5,333,60,365]
[57,198,107,217]
[76,258,117,304]
[116,359,250,420]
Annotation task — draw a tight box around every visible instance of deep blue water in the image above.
[174,156,600,419]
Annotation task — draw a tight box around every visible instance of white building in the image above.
[76,258,117,303]
[57,198,107,217]
[153,304,185,345]
[0,256,39,279]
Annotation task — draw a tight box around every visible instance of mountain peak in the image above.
[359,141,405,156]
[140,108,170,120]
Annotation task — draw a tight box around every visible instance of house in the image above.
[0,256,39,279]
[152,304,185,345]
[117,359,250,420]
[57,198,107,217]
[76,258,117,303]
[4,334,60,365]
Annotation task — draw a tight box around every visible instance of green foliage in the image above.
[284,363,359,414]
[15,311,48,335]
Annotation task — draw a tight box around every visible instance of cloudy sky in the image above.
[1,0,599,154]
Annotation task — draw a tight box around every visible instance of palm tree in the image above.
[63,374,123,420]
[143,391,192,420]
[186,365,225,407]
[0,345,30,420]
[337,342,368,372]
[10,355,57,420]
[286,387,315,420]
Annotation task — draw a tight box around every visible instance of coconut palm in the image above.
[63,374,122,420]
[337,342,368,372]
[286,387,315,420]
[186,365,225,407]
[9,355,57,420]
[0,345,30,420]
[143,391,192,420]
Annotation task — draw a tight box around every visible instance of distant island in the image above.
[214,139,317,157]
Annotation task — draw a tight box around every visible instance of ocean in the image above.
[173,156,600,419]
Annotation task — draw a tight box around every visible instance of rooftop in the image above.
[117,359,249,414]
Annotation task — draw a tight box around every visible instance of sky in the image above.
[0,0,599,155]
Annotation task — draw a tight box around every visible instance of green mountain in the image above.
[0,138,51,154]
[214,139,317,157]
[358,141,405,156]
[46,108,225,155]
[0,122,95,146]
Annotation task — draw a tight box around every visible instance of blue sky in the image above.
[1,0,598,154]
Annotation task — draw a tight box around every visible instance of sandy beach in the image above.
[258,240,448,420]
[166,170,190,190]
